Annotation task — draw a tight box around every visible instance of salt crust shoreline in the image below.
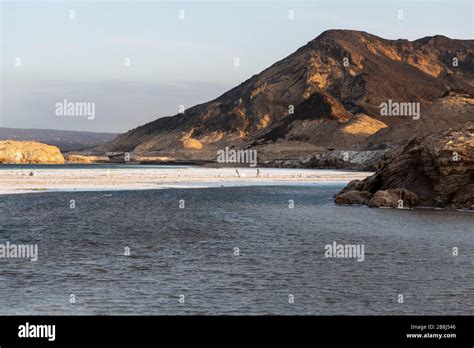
[0,167,372,195]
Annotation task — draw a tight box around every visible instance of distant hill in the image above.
[97,29,473,163]
[0,140,65,164]
[0,128,119,152]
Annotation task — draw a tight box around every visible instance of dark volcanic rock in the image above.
[335,123,474,209]
[368,189,421,208]
[334,190,373,205]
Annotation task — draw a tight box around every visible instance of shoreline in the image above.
[0,166,372,195]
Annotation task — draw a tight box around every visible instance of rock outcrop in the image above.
[0,140,65,164]
[334,123,474,209]
[65,154,110,163]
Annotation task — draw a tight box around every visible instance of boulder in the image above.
[368,189,421,208]
[334,190,373,205]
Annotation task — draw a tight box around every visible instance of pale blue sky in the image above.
[1,0,473,132]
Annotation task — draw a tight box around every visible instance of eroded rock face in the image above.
[334,123,474,209]
[0,140,65,164]
[452,183,474,209]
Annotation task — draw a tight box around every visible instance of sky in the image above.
[1,0,473,133]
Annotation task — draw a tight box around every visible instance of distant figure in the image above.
[256,169,261,177]
[235,169,240,178]
[29,171,35,176]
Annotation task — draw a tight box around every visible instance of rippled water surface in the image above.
[0,185,473,315]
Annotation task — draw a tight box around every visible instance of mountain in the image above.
[97,30,474,164]
[0,128,119,152]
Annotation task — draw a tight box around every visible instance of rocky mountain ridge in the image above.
[95,30,473,165]
[0,127,119,152]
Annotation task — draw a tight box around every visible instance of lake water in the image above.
[0,185,472,315]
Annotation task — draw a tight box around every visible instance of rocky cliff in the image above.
[0,140,65,164]
[334,123,474,209]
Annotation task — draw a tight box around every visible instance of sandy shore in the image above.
[0,166,372,194]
